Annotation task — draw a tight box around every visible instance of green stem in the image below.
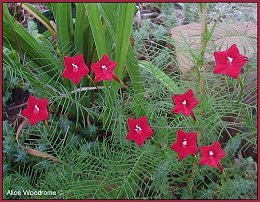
[44,120,50,135]
[196,3,208,99]
[188,154,199,196]
[86,75,100,91]
[150,136,165,153]
[112,74,128,89]
[217,163,224,172]
[193,112,202,146]
[238,76,244,101]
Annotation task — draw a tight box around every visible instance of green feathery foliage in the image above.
[3,2,257,200]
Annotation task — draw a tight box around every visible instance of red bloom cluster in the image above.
[125,115,226,170]
[213,44,248,79]
[26,45,240,170]
[125,86,226,170]
[58,50,232,171]
[169,130,225,169]
[62,54,119,85]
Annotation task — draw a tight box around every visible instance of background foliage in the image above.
[3,2,257,199]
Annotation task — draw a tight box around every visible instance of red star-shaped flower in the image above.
[199,141,226,170]
[172,89,199,116]
[170,129,198,160]
[126,116,154,147]
[21,96,49,126]
[62,54,90,85]
[90,54,118,82]
[213,44,248,79]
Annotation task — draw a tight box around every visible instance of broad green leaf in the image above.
[98,3,118,37]
[51,3,73,57]
[3,5,57,76]
[114,3,136,79]
[74,4,88,54]
[85,3,107,58]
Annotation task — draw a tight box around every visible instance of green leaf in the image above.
[99,3,145,118]
[3,4,55,71]
[126,49,146,117]
[85,3,107,58]
[114,3,136,79]
[74,4,89,54]
[51,3,74,57]
[98,3,118,37]
[139,61,181,94]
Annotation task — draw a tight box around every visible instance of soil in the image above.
[7,3,49,28]
[3,88,29,125]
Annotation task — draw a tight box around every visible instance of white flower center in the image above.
[102,65,108,70]
[182,139,187,146]
[72,63,79,72]
[33,105,40,114]
[182,100,187,105]
[134,124,142,134]
[227,56,233,63]
[209,151,214,156]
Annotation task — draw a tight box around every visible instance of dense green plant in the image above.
[3,2,257,199]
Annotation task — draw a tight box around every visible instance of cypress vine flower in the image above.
[90,54,119,82]
[199,141,226,171]
[126,116,154,147]
[172,89,199,119]
[213,44,248,79]
[170,129,198,160]
[21,96,49,126]
[62,54,90,85]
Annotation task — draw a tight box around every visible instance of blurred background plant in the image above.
[2,2,257,199]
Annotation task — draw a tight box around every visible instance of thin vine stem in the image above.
[150,136,166,154]
[237,76,244,101]
[197,3,208,99]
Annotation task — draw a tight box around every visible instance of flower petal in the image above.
[185,89,194,98]
[72,72,83,85]
[74,54,85,65]
[21,108,31,119]
[107,61,117,72]
[136,136,145,147]
[64,56,73,70]
[62,69,72,78]
[226,68,241,79]
[101,54,110,63]
[126,131,136,141]
[29,114,40,126]
[213,64,228,74]
[104,72,114,81]
[128,118,137,132]
[214,51,228,64]
[227,44,240,58]
[27,96,38,110]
